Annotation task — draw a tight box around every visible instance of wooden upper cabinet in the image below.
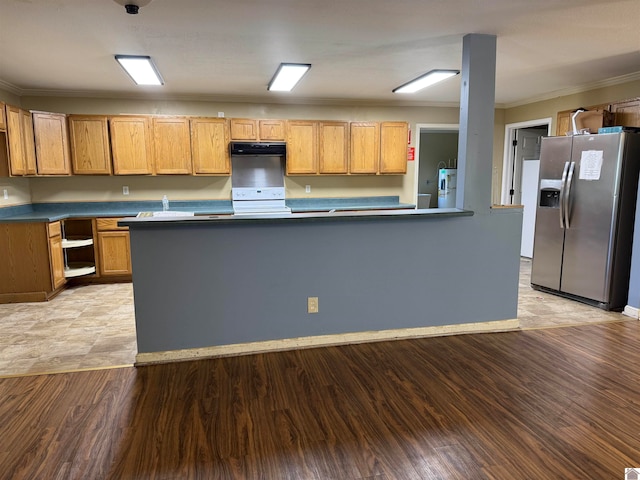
[109,116,153,175]
[230,118,286,141]
[21,111,37,175]
[68,115,112,174]
[379,122,408,174]
[286,121,318,174]
[611,98,640,127]
[5,105,26,175]
[555,111,571,136]
[259,120,286,141]
[32,112,71,175]
[319,121,348,174]
[230,118,258,140]
[4,106,36,176]
[350,122,380,174]
[153,117,192,174]
[0,102,6,130]
[190,118,230,175]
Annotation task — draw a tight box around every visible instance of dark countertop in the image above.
[120,207,473,228]
[0,196,415,223]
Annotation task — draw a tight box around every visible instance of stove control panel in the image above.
[232,187,286,201]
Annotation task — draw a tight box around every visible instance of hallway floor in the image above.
[0,259,634,377]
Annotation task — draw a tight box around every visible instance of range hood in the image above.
[230,141,286,156]
[230,141,291,215]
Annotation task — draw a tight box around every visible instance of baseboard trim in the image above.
[623,305,640,319]
[135,318,520,366]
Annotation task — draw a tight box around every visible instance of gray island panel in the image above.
[126,209,522,354]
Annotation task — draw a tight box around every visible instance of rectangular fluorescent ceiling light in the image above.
[268,63,311,92]
[393,69,459,93]
[115,55,163,86]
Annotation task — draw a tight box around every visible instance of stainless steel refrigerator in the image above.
[531,132,640,310]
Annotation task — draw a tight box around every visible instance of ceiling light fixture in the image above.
[268,63,311,92]
[393,69,460,94]
[115,55,163,86]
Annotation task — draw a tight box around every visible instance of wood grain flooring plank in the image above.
[1,321,640,479]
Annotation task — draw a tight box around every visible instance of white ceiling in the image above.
[0,0,639,107]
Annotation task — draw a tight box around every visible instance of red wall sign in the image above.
[407,147,415,161]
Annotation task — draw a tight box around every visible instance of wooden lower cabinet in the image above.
[0,222,66,303]
[96,218,132,276]
[48,223,66,289]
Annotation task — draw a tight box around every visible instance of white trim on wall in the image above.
[500,118,552,205]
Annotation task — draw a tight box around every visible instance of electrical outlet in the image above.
[122,186,129,195]
[305,185,311,193]
[3,189,8,200]
[307,296,319,314]
[218,111,225,118]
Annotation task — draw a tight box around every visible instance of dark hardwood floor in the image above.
[1,320,639,479]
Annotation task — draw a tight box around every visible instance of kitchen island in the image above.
[120,207,523,364]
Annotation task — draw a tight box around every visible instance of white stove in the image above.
[232,187,292,215]
[229,142,291,216]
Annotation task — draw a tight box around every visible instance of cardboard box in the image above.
[575,109,614,133]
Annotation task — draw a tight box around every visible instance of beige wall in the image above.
[504,78,640,132]
[493,78,640,204]
[0,177,31,207]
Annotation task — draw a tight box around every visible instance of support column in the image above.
[456,34,497,214]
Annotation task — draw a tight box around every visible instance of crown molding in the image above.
[503,71,640,109]
[3,71,639,110]
[0,79,24,96]
[13,87,461,108]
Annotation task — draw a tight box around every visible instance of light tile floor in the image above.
[517,258,628,329]
[0,283,136,377]
[0,259,634,377]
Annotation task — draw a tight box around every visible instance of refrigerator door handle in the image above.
[559,161,570,228]
[564,161,576,229]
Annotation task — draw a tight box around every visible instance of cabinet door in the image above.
[611,98,640,127]
[230,118,258,140]
[68,115,112,174]
[319,121,348,174]
[555,112,571,136]
[259,120,286,141]
[21,110,37,175]
[286,121,318,174]
[0,223,54,296]
[98,231,132,276]
[0,102,6,130]
[153,117,192,174]
[33,112,71,175]
[190,118,230,174]
[350,122,379,174]
[5,105,25,175]
[48,236,66,289]
[109,116,153,175]
[379,122,408,174]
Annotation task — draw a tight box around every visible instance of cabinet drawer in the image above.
[48,221,62,238]
[96,218,128,231]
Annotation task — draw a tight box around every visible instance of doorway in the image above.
[501,119,552,257]
[414,124,459,208]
